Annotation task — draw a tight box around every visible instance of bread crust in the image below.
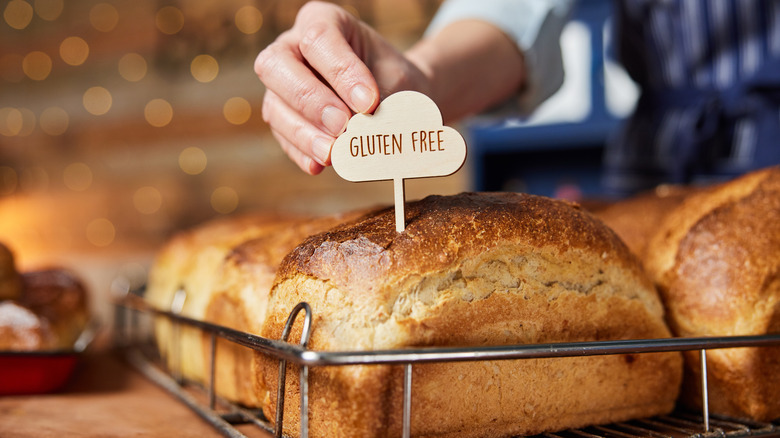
[644,166,780,420]
[260,192,681,437]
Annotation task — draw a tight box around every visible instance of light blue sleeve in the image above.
[425,0,575,115]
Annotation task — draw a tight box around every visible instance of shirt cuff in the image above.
[425,0,574,115]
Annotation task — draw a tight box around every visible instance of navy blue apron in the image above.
[603,0,780,197]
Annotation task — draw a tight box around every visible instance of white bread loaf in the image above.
[644,166,780,421]
[146,213,295,382]
[258,192,682,438]
[203,210,367,406]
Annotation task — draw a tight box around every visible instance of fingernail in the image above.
[350,84,375,113]
[321,106,348,136]
[312,136,332,164]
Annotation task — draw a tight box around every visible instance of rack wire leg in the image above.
[700,349,709,432]
[402,363,412,438]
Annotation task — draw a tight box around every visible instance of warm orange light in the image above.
[0,108,22,136]
[190,54,218,83]
[235,6,262,34]
[118,53,147,82]
[178,146,207,175]
[223,97,251,125]
[63,162,92,191]
[155,6,183,35]
[83,86,112,115]
[86,218,115,247]
[15,108,35,137]
[39,106,69,135]
[4,0,33,30]
[89,3,118,32]
[60,36,89,66]
[211,186,239,214]
[144,98,173,127]
[133,186,162,215]
[34,0,63,21]
[22,51,52,81]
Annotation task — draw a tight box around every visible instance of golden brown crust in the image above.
[202,210,369,406]
[593,185,698,259]
[260,192,681,437]
[643,166,780,420]
[146,212,299,382]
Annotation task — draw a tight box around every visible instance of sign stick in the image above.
[394,177,405,232]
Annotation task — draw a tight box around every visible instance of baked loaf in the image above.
[258,192,682,438]
[146,213,297,382]
[593,185,696,259]
[644,166,780,421]
[0,301,57,350]
[203,210,367,406]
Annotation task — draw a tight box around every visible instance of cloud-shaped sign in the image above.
[331,91,467,182]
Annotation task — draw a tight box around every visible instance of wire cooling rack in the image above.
[115,290,780,438]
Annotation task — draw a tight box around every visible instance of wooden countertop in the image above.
[0,351,271,437]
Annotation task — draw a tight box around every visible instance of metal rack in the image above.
[115,291,780,438]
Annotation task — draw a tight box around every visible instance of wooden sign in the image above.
[331,90,467,232]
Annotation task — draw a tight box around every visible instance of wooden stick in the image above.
[394,178,405,232]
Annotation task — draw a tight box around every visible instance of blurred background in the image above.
[0,0,636,325]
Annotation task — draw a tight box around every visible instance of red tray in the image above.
[0,351,80,395]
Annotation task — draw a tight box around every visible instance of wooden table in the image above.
[0,352,270,437]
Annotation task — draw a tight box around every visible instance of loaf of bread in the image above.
[644,166,780,421]
[593,185,697,259]
[0,301,57,350]
[203,210,367,406]
[258,192,682,438]
[146,213,298,382]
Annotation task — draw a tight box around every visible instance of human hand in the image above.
[255,1,430,174]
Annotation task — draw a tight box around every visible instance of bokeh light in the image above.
[155,6,183,35]
[86,218,115,247]
[118,53,147,82]
[83,86,112,115]
[34,0,63,21]
[144,98,173,127]
[211,186,238,214]
[0,54,25,83]
[178,146,207,175]
[22,51,52,81]
[39,106,69,135]
[190,54,218,83]
[235,6,262,34]
[0,108,23,136]
[4,0,33,30]
[16,108,36,137]
[133,186,162,214]
[60,36,90,66]
[223,97,251,125]
[89,3,119,32]
[63,162,92,191]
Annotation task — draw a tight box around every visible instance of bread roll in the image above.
[258,192,682,438]
[0,301,57,351]
[644,166,780,421]
[19,269,89,349]
[203,210,368,406]
[146,213,298,382]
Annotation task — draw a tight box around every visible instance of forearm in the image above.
[405,19,526,123]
